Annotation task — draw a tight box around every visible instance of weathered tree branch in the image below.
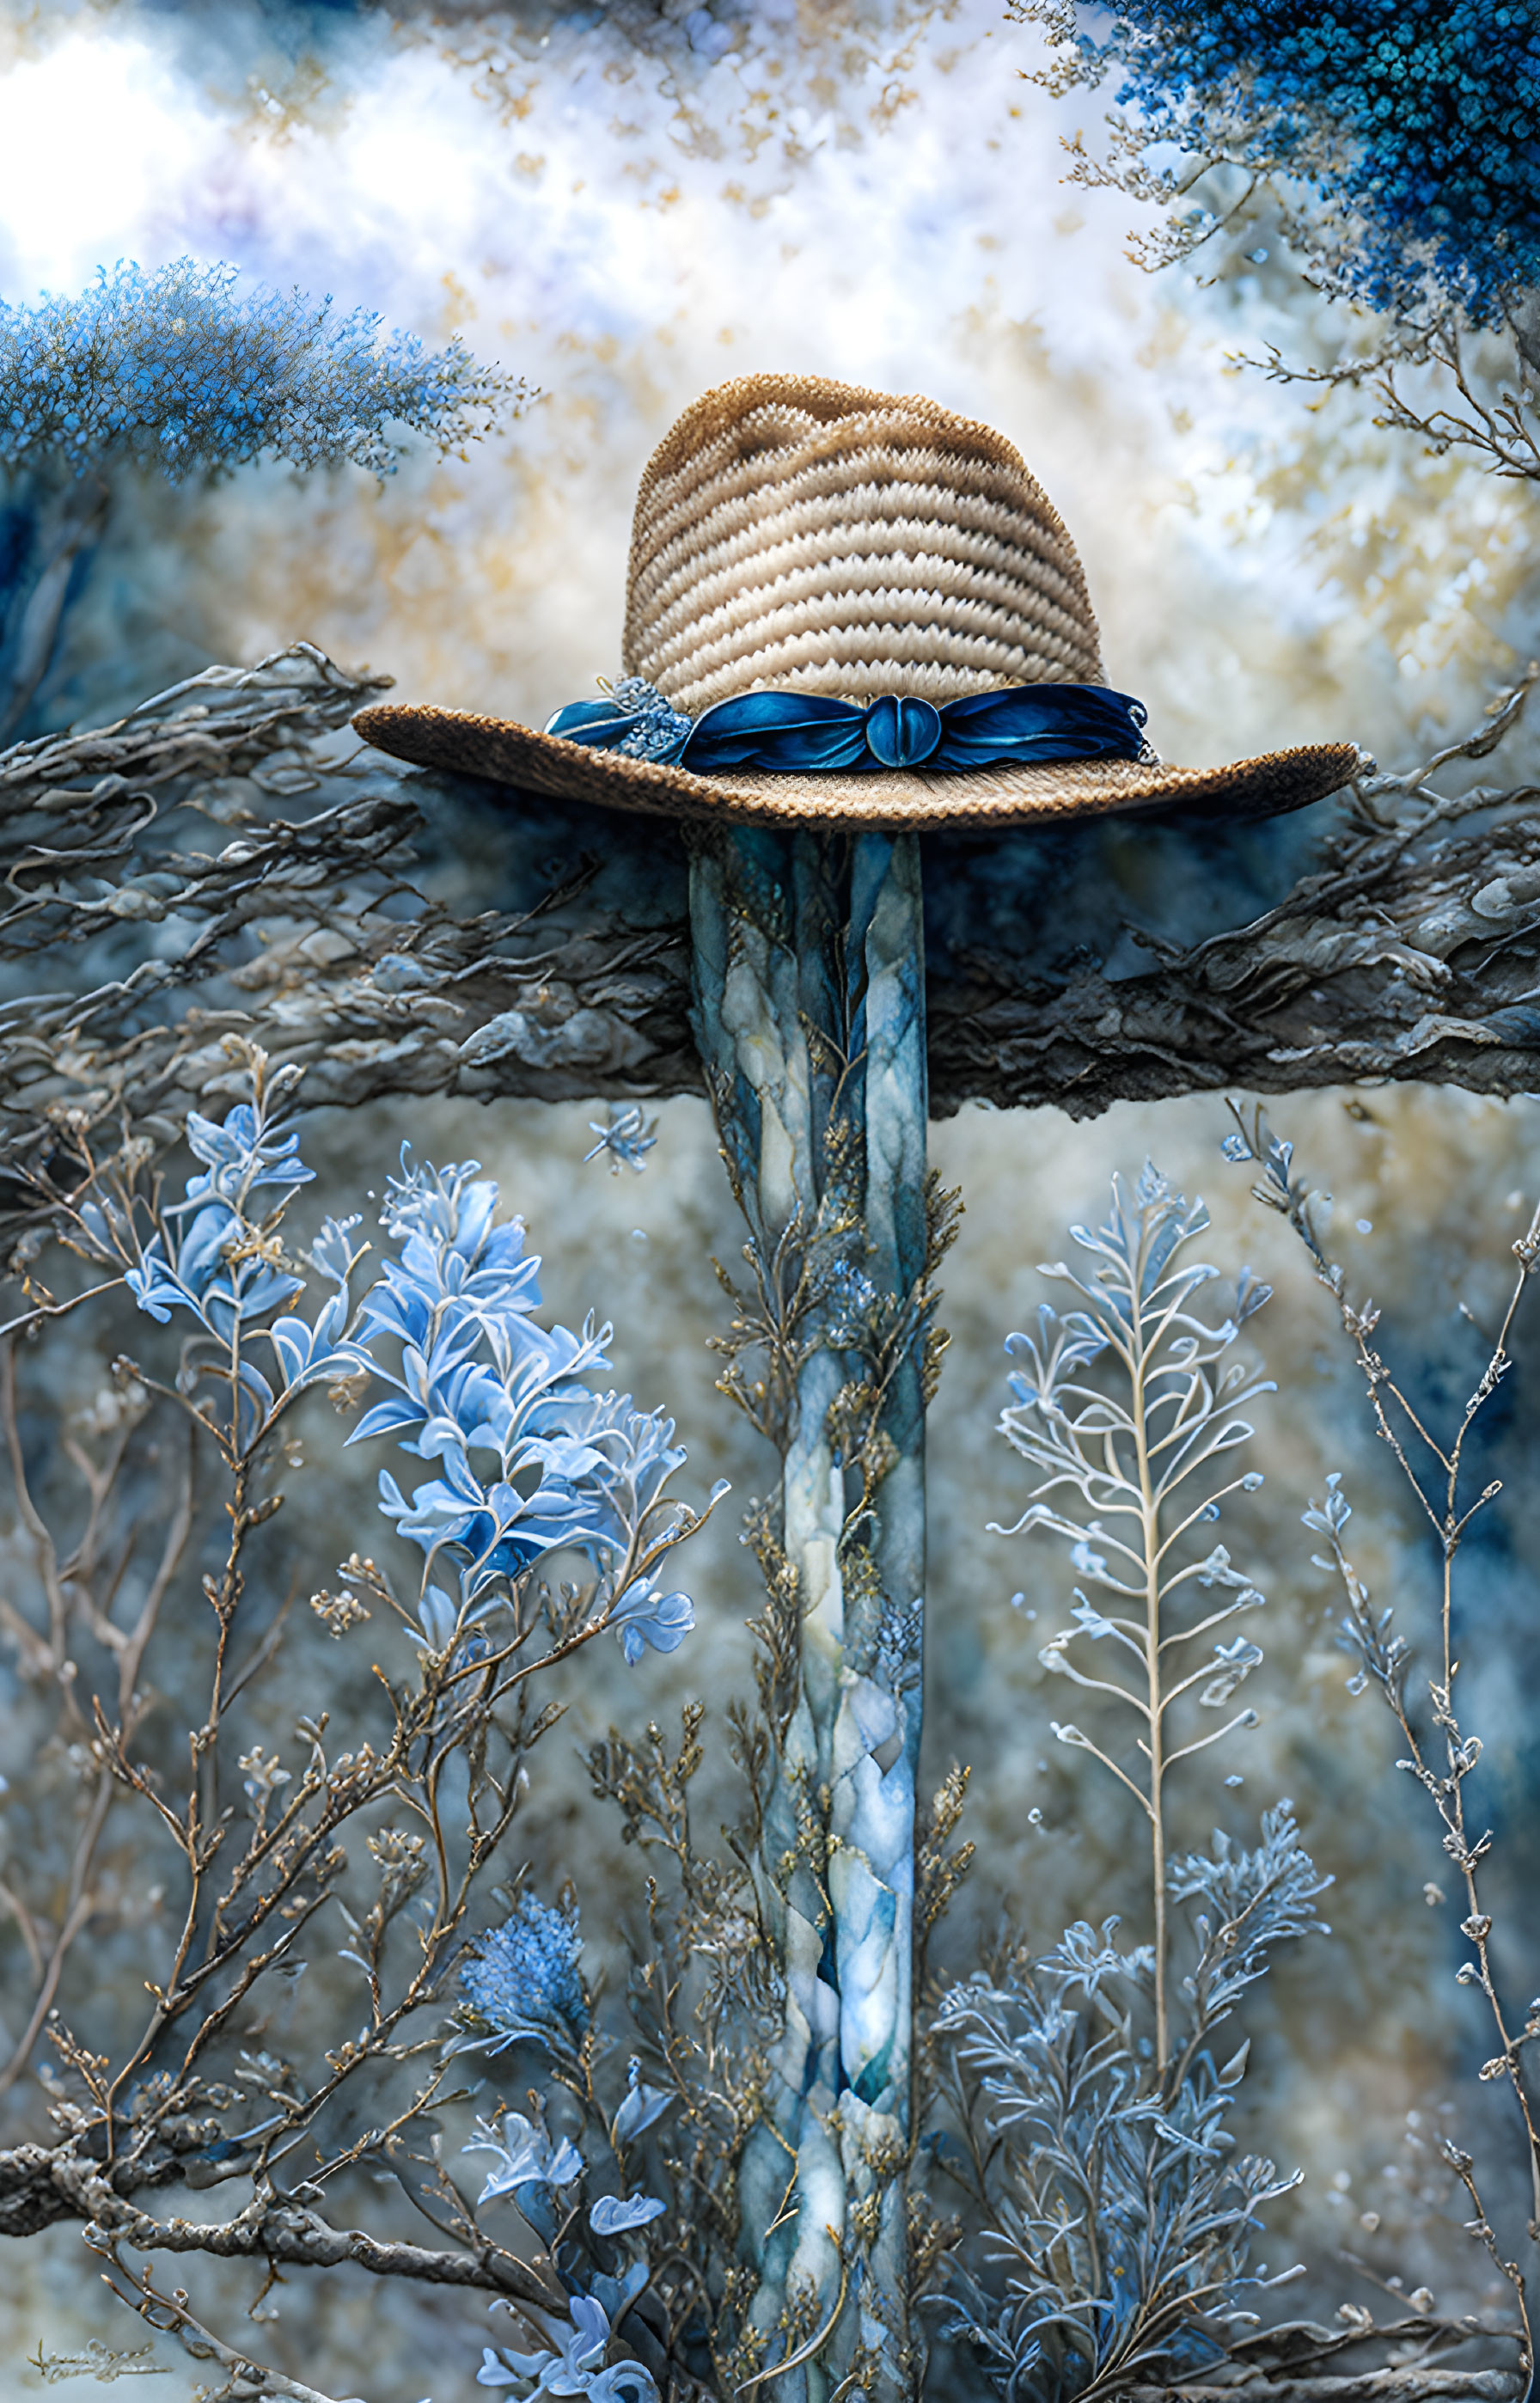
[925,771,1540,1116]
[3,2140,565,2314]
[5,650,1540,1242]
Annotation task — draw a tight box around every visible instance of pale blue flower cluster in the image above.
[459,2060,672,2355]
[120,1102,364,1452]
[125,1104,315,1343]
[0,256,513,480]
[121,1102,712,1666]
[341,1153,708,1654]
[464,2110,584,2204]
[459,1892,590,2055]
[462,2079,672,2388]
[478,2296,657,2403]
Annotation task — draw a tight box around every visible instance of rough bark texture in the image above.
[0,2139,565,2308]
[922,762,1540,1116]
[4,648,1538,1229]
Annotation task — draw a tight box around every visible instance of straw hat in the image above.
[352,375,1360,829]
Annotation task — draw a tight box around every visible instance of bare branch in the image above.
[8,656,1540,1222]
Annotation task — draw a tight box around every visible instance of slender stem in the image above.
[1248,1115,1540,2390]
[1128,1261,1169,2070]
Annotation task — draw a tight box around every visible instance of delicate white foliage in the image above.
[991,1165,1277,1866]
[934,1165,1329,2401]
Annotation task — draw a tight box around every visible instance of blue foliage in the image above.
[124,1099,313,1336]
[590,2192,667,2235]
[459,1892,590,2056]
[0,256,515,480]
[117,1086,713,1666]
[478,2294,658,2403]
[31,1057,726,2403]
[934,1816,1329,2401]
[457,2060,672,2360]
[340,1151,710,1651]
[943,1168,1330,2400]
[1052,3,1540,321]
[610,2059,674,2150]
[1305,1474,1411,1710]
[463,2111,584,2205]
[607,1577,695,1666]
[1169,1803,1332,2032]
[584,1104,658,1175]
[120,1094,362,1452]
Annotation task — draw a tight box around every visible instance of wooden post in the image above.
[689,825,934,2403]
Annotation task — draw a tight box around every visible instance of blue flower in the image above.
[590,2193,666,2235]
[120,1097,375,1454]
[476,2296,657,2403]
[462,2112,584,2205]
[180,1103,314,1210]
[267,1216,367,1391]
[126,1099,315,1353]
[583,1105,657,1176]
[610,2059,674,2149]
[608,1579,694,1666]
[124,1107,715,1663]
[342,1152,715,1633]
[458,1893,589,2055]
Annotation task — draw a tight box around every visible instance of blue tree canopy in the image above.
[1034,3,1540,323]
[0,255,522,480]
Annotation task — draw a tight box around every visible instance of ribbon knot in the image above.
[547,677,1149,776]
[865,694,943,767]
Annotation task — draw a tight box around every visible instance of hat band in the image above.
[546,677,1148,776]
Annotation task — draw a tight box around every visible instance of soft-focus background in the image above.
[4,1,1540,2394]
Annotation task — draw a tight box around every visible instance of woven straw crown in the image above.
[622,375,1105,713]
[350,371,1362,829]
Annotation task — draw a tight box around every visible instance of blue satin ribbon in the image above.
[546,679,1148,775]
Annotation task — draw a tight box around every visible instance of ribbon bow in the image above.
[547,679,1148,774]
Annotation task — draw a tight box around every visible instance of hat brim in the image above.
[351,703,1362,829]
